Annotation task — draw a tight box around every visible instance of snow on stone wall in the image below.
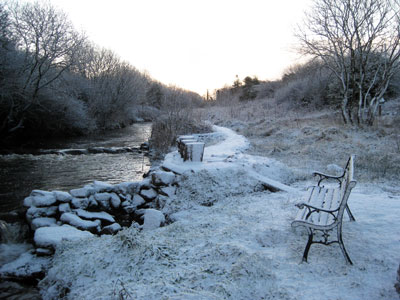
[22,168,179,255]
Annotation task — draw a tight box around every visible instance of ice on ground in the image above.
[34,225,94,249]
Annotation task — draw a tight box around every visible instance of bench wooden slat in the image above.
[291,155,357,265]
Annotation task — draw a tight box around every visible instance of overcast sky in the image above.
[45,0,313,95]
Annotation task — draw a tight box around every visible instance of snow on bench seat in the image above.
[292,155,357,264]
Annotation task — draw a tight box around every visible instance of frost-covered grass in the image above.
[199,98,400,185]
[38,125,400,299]
[39,184,400,300]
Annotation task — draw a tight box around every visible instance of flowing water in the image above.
[0,123,152,213]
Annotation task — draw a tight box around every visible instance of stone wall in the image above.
[23,167,179,255]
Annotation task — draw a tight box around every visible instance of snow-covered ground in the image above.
[30,126,400,299]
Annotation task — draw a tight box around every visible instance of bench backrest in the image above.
[337,155,357,221]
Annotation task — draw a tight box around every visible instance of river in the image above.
[0,123,152,213]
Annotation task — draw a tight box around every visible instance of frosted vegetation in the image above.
[0,1,202,144]
[35,126,400,300]
[1,0,400,298]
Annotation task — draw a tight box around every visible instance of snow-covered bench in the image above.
[291,155,357,264]
[176,135,205,162]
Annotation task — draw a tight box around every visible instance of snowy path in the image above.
[39,126,400,300]
[163,125,295,192]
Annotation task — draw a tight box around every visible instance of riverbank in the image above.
[2,125,398,299]
[0,123,152,213]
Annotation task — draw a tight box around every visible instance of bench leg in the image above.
[302,228,313,263]
[337,225,353,265]
[346,205,356,222]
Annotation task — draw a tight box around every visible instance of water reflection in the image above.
[0,123,152,212]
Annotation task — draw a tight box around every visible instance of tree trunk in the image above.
[341,96,351,124]
[367,99,380,126]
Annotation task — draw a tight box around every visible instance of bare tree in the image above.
[6,1,85,132]
[297,0,400,125]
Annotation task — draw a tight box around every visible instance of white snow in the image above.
[74,209,115,223]
[140,188,158,200]
[60,213,100,232]
[101,223,122,234]
[31,194,57,207]
[23,196,33,207]
[52,191,72,203]
[91,180,114,192]
[58,203,71,213]
[34,126,400,299]
[34,225,94,249]
[70,197,89,209]
[137,209,165,230]
[152,170,176,186]
[31,217,57,231]
[132,194,145,207]
[26,206,58,221]
[0,250,50,278]
[160,186,176,197]
[70,187,93,198]
[110,193,121,208]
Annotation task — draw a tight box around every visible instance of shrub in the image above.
[395,264,400,296]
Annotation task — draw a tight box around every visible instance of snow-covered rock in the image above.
[140,188,158,201]
[88,195,98,208]
[23,196,33,207]
[137,209,165,230]
[26,206,58,221]
[30,190,53,198]
[58,203,71,213]
[92,181,114,193]
[34,225,94,249]
[0,250,51,279]
[94,193,111,210]
[71,197,89,209]
[132,194,146,207]
[160,186,176,197]
[52,191,72,203]
[31,194,57,207]
[110,193,121,209]
[114,182,140,194]
[101,223,122,235]
[121,203,135,213]
[152,171,176,186]
[74,209,115,224]
[36,248,54,256]
[70,187,94,198]
[60,213,100,232]
[31,217,57,231]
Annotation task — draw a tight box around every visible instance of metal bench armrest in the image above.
[295,202,339,213]
[312,171,343,186]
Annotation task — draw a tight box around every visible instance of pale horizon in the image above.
[34,0,313,95]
